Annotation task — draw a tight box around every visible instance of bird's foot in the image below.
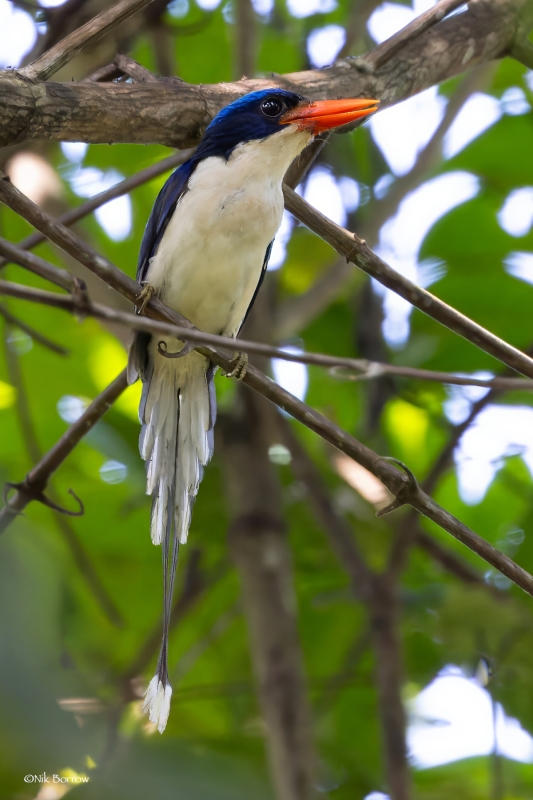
[137,283,156,314]
[224,352,248,381]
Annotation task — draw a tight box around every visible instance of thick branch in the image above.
[20,0,156,82]
[361,0,470,71]
[0,0,524,147]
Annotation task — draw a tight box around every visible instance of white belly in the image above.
[146,127,311,336]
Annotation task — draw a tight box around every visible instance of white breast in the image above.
[147,126,311,337]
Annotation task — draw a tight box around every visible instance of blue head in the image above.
[137,90,378,281]
[194,89,306,162]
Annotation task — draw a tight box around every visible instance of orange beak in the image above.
[280,97,379,133]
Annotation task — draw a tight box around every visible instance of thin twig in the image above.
[0,370,128,534]
[0,235,76,290]
[0,150,194,270]
[20,0,156,82]
[114,54,161,83]
[83,63,124,83]
[360,0,470,72]
[1,182,533,596]
[283,185,533,381]
[0,302,68,355]
[385,377,506,579]
[4,280,532,392]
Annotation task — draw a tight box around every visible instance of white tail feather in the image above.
[141,342,214,546]
[138,338,216,731]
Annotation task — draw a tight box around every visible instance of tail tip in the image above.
[143,674,172,733]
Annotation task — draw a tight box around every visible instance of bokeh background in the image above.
[1,0,533,798]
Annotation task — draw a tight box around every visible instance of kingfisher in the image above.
[127,88,378,732]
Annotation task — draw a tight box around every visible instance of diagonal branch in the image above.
[0,149,193,271]
[0,235,77,291]
[0,302,68,355]
[0,369,128,534]
[414,529,505,599]
[283,186,533,380]
[359,0,471,72]
[1,179,533,597]
[20,0,156,82]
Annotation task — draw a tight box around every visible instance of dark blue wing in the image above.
[136,158,198,285]
[239,240,273,332]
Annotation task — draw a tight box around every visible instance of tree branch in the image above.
[414,529,505,599]
[1,320,124,627]
[359,0,471,72]
[0,0,525,147]
[283,186,533,380]
[276,62,494,338]
[0,149,193,270]
[3,278,533,392]
[114,53,160,83]
[0,179,532,598]
[0,301,68,355]
[0,234,77,291]
[20,0,157,82]
[0,369,128,534]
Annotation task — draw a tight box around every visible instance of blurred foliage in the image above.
[1,0,533,798]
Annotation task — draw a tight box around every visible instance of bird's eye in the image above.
[260,97,284,118]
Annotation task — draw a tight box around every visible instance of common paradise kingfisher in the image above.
[128,88,378,731]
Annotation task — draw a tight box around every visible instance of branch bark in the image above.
[20,0,156,82]
[0,0,526,147]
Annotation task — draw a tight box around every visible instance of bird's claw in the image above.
[224,352,248,381]
[137,283,156,314]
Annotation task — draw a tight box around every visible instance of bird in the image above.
[127,87,378,732]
